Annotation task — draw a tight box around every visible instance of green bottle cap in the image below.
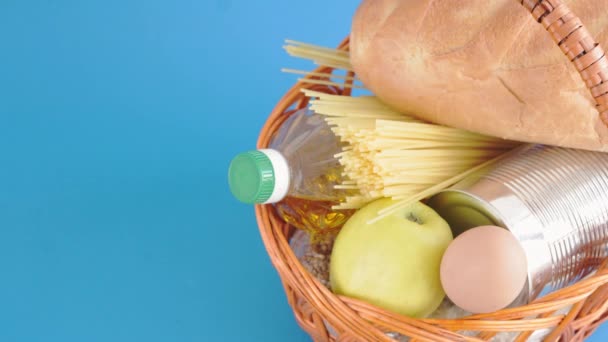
[228,149,289,204]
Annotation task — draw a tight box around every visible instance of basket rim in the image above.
[253,2,608,336]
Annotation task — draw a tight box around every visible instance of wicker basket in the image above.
[255,1,608,341]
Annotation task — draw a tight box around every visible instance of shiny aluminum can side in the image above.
[427,144,608,304]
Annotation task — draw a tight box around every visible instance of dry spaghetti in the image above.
[304,90,519,213]
[286,42,519,218]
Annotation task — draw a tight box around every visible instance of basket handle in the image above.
[518,0,608,125]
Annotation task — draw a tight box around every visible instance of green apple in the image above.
[330,198,453,318]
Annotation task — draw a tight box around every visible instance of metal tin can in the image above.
[427,144,608,305]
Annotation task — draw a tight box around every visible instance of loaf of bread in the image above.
[350,0,608,151]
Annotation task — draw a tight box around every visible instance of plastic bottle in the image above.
[228,109,354,243]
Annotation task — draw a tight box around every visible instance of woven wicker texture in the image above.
[254,2,608,341]
[520,0,608,125]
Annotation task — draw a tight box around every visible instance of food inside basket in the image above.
[228,108,356,244]
[279,38,608,318]
[228,32,608,341]
[288,228,572,342]
[330,198,453,318]
[349,0,608,152]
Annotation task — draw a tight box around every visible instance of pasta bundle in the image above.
[285,41,519,218]
[305,90,519,213]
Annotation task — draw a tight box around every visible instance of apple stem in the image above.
[406,213,424,225]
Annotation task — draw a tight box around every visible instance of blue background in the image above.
[0,1,605,341]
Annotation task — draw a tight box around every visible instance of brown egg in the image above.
[440,225,528,314]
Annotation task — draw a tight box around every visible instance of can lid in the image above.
[228,149,290,204]
[427,190,503,237]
